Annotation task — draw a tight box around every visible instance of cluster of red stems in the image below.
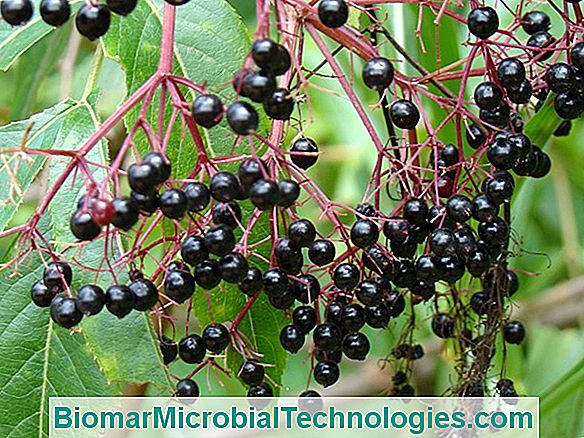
[4,0,584,402]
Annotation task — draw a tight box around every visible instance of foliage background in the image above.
[0,0,582,436]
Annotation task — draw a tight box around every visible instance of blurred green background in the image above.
[0,0,582,436]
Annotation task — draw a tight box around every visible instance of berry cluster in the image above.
[9,0,582,403]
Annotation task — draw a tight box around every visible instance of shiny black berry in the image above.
[130,190,159,214]
[292,274,320,304]
[280,324,305,353]
[503,320,525,344]
[313,323,342,352]
[466,123,487,149]
[497,58,525,89]
[31,280,57,307]
[364,304,390,328]
[487,138,519,170]
[213,202,241,230]
[184,182,210,212]
[43,261,73,290]
[242,71,276,103]
[521,11,550,35]
[263,268,289,298]
[176,379,199,398]
[164,269,195,303]
[292,306,317,334]
[389,99,420,129]
[219,252,248,283]
[317,0,348,28]
[192,94,224,128]
[362,57,394,90]
[75,4,111,41]
[250,179,280,210]
[129,278,158,311]
[277,180,300,208]
[50,296,83,328]
[159,336,178,365]
[570,42,584,70]
[263,88,294,120]
[239,360,265,385]
[333,263,360,290]
[288,219,316,248]
[350,219,379,248]
[1,0,33,25]
[181,236,209,266]
[342,332,370,360]
[313,361,339,387]
[545,63,575,93]
[209,172,239,203]
[507,80,533,104]
[554,92,584,120]
[111,197,139,231]
[290,138,318,170]
[446,194,475,223]
[178,334,206,363]
[76,284,105,315]
[205,225,235,256]
[467,7,498,39]
[341,303,365,332]
[159,189,188,219]
[431,313,455,338]
[70,210,101,240]
[227,102,259,135]
[106,0,136,16]
[238,267,263,297]
[527,31,555,61]
[356,280,383,306]
[40,0,70,26]
[194,260,222,290]
[308,239,335,266]
[105,285,135,318]
[474,82,503,111]
[202,323,230,353]
[403,198,428,225]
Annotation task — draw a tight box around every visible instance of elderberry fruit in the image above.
[530,148,551,178]
[111,198,139,230]
[474,82,503,111]
[362,57,394,91]
[288,219,316,247]
[264,88,294,120]
[271,45,292,76]
[467,7,499,39]
[183,182,209,213]
[315,348,342,364]
[313,361,339,387]
[181,236,208,267]
[275,238,303,274]
[159,336,178,365]
[238,267,263,297]
[176,379,199,398]
[350,219,379,248]
[50,296,83,328]
[521,11,550,35]
[333,263,360,290]
[164,269,195,303]
[31,280,57,307]
[403,198,428,225]
[356,280,383,306]
[446,194,475,223]
[487,138,519,170]
[277,180,300,208]
[192,94,223,128]
[415,255,441,283]
[40,0,70,26]
[292,274,320,303]
[554,92,584,120]
[219,252,248,283]
[239,361,264,385]
[365,304,390,328]
[194,260,222,290]
[227,102,259,135]
[105,285,135,318]
[290,138,318,170]
[389,99,420,129]
[470,292,491,316]
[292,306,317,334]
[432,313,455,339]
[343,332,370,360]
[298,390,323,413]
[466,123,486,149]
[242,71,277,103]
[478,217,509,245]
[527,31,555,61]
[497,58,525,89]
[308,239,335,266]
[205,225,235,256]
[70,210,101,240]
[247,382,273,400]
[212,201,242,229]
[106,0,136,15]
[263,268,289,298]
[479,104,510,128]
[75,4,111,41]
[341,303,365,332]
[159,189,188,219]
[318,0,348,28]
[44,261,73,289]
[570,42,584,70]
[385,290,406,317]
[484,175,514,205]
[507,80,533,104]
[1,0,33,25]
[178,334,206,363]
[250,179,280,210]
[202,323,230,353]
[429,228,456,256]
[268,288,295,309]
[503,320,525,344]
[383,217,410,243]
[280,325,305,353]
[545,63,575,93]
[466,248,491,277]
[131,190,159,214]
[313,323,342,352]
[437,255,465,283]
[129,278,158,311]
[210,172,239,203]
[77,284,105,315]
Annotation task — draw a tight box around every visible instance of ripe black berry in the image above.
[389,99,420,130]
[503,320,525,344]
[192,94,223,128]
[479,104,510,128]
[205,225,235,256]
[111,197,139,231]
[341,303,365,332]
[437,255,465,283]
[507,80,533,104]
[554,92,584,120]
[226,102,259,135]
[202,323,230,353]
[333,263,360,290]
[290,138,318,170]
[213,201,242,229]
[415,255,441,283]
[264,88,294,120]
[275,238,303,274]
[40,0,70,26]
[194,260,222,290]
[251,38,277,70]
[317,0,348,28]
[343,332,370,360]
[467,7,499,39]
[105,285,135,318]
[487,138,519,170]
[76,284,107,317]
[383,217,410,243]
[106,0,136,15]
[530,148,551,178]
[50,296,83,328]
[478,217,509,245]
[429,228,456,256]
[1,0,33,25]
[298,390,323,413]
[474,82,503,111]
[280,324,305,353]
[350,219,379,248]
[250,179,280,210]
[497,58,526,89]
[315,348,342,364]
[242,71,277,103]
[129,278,158,311]
[210,172,239,203]
[247,382,273,399]
[313,361,339,387]
[219,252,248,283]
[393,261,416,288]
[356,280,383,306]
[176,379,199,398]
[238,267,263,297]
[484,174,514,205]
[70,210,101,240]
[466,248,491,277]
[159,189,188,219]
[178,334,206,363]
[292,306,317,334]
[545,63,575,93]
[75,4,111,41]
[308,239,335,266]
[130,190,159,214]
[236,361,264,388]
[362,57,394,90]
[431,313,455,339]
[292,274,320,304]
[446,194,475,223]
[527,31,555,61]
[288,219,316,248]
[521,11,550,35]
[466,123,486,149]
[184,182,210,212]
[277,180,300,208]
[44,261,73,290]
[570,42,584,70]
[159,336,178,365]
[313,323,342,352]
[268,288,295,309]
[128,162,157,194]
[365,304,390,328]
[403,198,428,225]
[164,269,195,303]
[263,268,289,298]
[31,280,57,307]
[470,292,492,316]
[181,236,208,267]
